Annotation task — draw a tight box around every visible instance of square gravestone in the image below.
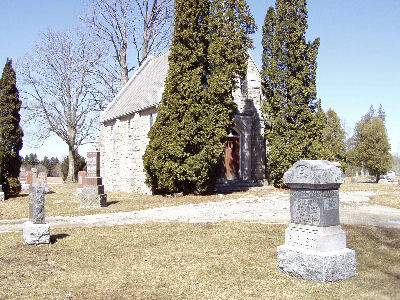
[23,184,50,245]
[277,160,357,282]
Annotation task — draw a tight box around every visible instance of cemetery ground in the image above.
[0,181,399,299]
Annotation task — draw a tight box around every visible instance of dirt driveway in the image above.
[1,190,399,233]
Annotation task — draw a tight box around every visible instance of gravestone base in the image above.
[80,185,107,208]
[0,192,4,201]
[283,224,347,252]
[277,245,356,282]
[21,183,31,190]
[22,221,50,245]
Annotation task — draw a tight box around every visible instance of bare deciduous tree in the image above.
[82,0,173,90]
[18,29,108,182]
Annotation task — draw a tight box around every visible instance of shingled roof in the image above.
[100,52,170,123]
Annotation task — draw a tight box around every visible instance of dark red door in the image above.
[224,137,239,180]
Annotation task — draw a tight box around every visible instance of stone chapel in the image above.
[98,52,266,194]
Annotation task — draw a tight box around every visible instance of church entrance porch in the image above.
[223,136,240,180]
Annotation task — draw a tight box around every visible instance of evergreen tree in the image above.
[143,0,255,194]
[348,106,392,181]
[261,0,323,187]
[0,59,23,198]
[320,109,347,166]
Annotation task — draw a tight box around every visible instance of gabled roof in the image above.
[100,52,170,123]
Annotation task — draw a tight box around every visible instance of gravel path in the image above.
[1,190,399,233]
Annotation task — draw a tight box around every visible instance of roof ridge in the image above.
[100,55,156,122]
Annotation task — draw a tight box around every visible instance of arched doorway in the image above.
[223,129,240,180]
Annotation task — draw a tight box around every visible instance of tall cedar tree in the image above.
[0,59,23,198]
[320,109,346,166]
[143,0,255,194]
[261,0,324,187]
[348,106,392,181]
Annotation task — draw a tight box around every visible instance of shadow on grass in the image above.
[14,193,29,198]
[104,201,119,207]
[50,233,70,244]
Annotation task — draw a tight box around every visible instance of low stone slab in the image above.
[22,221,50,245]
[0,192,4,201]
[21,183,31,190]
[277,245,357,282]
[80,186,107,208]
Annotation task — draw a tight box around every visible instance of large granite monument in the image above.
[80,146,107,208]
[277,160,357,282]
[22,184,50,244]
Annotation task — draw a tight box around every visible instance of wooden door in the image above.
[224,137,239,180]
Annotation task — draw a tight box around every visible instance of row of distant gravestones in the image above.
[21,159,357,283]
[22,147,107,243]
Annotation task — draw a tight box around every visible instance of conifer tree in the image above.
[143,0,255,194]
[320,109,346,165]
[261,0,323,187]
[0,59,23,198]
[347,106,392,181]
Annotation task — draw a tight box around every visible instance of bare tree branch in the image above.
[81,0,173,94]
[17,28,108,181]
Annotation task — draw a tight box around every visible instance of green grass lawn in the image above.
[0,223,398,299]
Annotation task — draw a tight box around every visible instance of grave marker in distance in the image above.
[80,146,107,208]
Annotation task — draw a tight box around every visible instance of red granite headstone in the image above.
[26,172,33,185]
[80,146,107,208]
[78,171,87,188]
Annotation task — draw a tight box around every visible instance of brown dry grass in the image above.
[0,223,398,299]
[370,193,400,209]
[340,180,400,209]
[0,183,252,220]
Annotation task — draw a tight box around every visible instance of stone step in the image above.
[214,180,264,193]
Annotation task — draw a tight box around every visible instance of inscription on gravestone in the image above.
[290,189,339,226]
[86,152,100,177]
[29,184,46,224]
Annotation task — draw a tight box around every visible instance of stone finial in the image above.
[283,160,344,187]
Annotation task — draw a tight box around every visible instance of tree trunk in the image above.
[120,46,129,87]
[141,0,150,66]
[66,147,76,183]
[376,173,380,183]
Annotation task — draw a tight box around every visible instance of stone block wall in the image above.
[98,107,156,194]
[98,56,266,194]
